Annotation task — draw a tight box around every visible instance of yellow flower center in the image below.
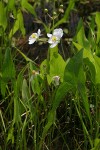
[52,36,57,42]
[31,33,37,38]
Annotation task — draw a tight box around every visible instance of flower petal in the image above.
[37,29,41,36]
[50,41,58,48]
[29,38,36,44]
[48,38,54,44]
[28,29,41,45]
[53,28,63,38]
[47,33,52,38]
[29,33,37,40]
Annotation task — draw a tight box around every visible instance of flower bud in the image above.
[53,11,57,16]
[44,8,48,13]
[60,4,63,8]
[52,76,60,86]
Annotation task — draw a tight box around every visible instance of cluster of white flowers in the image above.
[28,28,63,48]
[29,29,62,85]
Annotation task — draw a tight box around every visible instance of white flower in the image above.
[28,29,41,44]
[47,28,63,48]
[52,76,60,86]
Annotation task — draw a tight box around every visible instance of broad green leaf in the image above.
[64,49,83,86]
[84,57,96,83]
[2,47,15,79]
[73,42,82,51]
[52,82,72,111]
[7,127,14,144]
[95,12,100,43]
[73,42,94,62]
[1,47,15,96]
[83,50,100,84]
[22,79,30,101]
[9,10,25,38]
[29,61,38,72]
[64,49,91,120]
[0,47,3,70]
[0,2,7,30]
[91,138,100,150]
[8,0,15,11]
[94,138,100,149]
[73,42,100,84]
[0,80,7,97]
[50,54,66,77]
[76,19,90,50]
[48,52,66,84]
[77,65,86,84]
[31,76,41,95]
[13,97,21,124]
[13,81,22,124]
[21,0,36,17]
[88,16,96,52]
[78,81,91,123]
[17,10,25,35]
[49,46,58,60]
[16,70,24,93]
[7,0,16,17]
[93,55,100,84]
[41,47,66,85]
